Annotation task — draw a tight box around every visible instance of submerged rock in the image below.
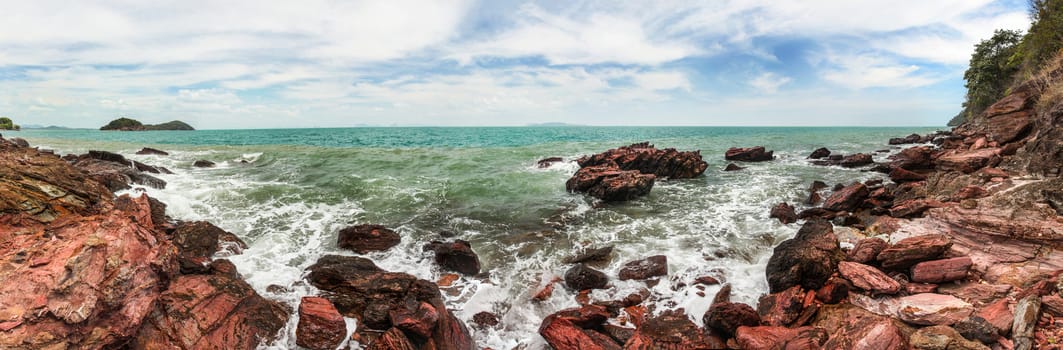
[537,157,564,168]
[808,147,831,159]
[724,163,746,171]
[136,147,169,156]
[193,159,216,168]
[725,146,774,162]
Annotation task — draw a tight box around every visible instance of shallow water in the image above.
[17,126,938,349]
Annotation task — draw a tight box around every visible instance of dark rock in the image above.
[757,285,806,326]
[770,202,798,224]
[765,220,843,292]
[424,240,481,275]
[725,146,774,162]
[888,146,935,170]
[816,277,850,304]
[847,237,887,264]
[337,224,401,254]
[889,167,927,182]
[808,147,831,159]
[9,137,29,148]
[193,159,216,168]
[563,246,613,264]
[566,164,655,202]
[390,301,439,339]
[136,147,169,156]
[296,297,346,350]
[618,255,667,280]
[797,207,837,220]
[601,325,635,345]
[537,157,563,168]
[564,264,609,290]
[837,153,874,168]
[889,133,924,145]
[876,234,951,270]
[806,181,828,205]
[629,310,726,348]
[1045,190,1063,216]
[172,221,232,274]
[823,183,869,213]
[953,316,997,344]
[724,163,745,171]
[575,142,708,179]
[472,311,499,328]
[704,301,761,336]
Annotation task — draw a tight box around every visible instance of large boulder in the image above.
[424,240,482,275]
[576,142,708,179]
[895,293,974,326]
[888,146,935,170]
[808,147,831,159]
[813,304,910,350]
[538,305,620,350]
[910,257,972,284]
[564,264,609,290]
[823,183,869,212]
[296,297,347,350]
[836,153,874,168]
[171,221,241,274]
[838,261,901,295]
[566,164,655,201]
[131,260,290,350]
[337,224,401,254]
[628,310,726,349]
[770,202,798,224]
[304,255,474,350]
[936,148,1001,174]
[876,234,951,270]
[725,146,774,162]
[766,220,844,293]
[735,326,828,350]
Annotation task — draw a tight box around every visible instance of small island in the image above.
[100,117,195,131]
[0,117,20,131]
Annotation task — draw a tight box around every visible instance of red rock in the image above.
[876,234,951,270]
[837,153,874,168]
[424,240,481,275]
[725,146,774,162]
[765,220,843,293]
[888,146,934,170]
[910,257,972,283]
[936,148,1001,173]
[132,260,290,350]
[889,133,924,145]
[338,224,401,254]
[618,255,667,280]
[816,277,850,304]
[564,264,609,290]
[735,326,801,350]
[694,276,721,285]
[538,306,619,350]
[895,293,974,326]
[370,327,417,350]
[888,199,945,218]
[976,298,1013,335]
[909,325,991,350]
[987,109,1033,144]
[1042,294,1063,317]
[757,285,806,326]
[576,142,708,179]
[704,301,761,336]
[390,301,439,339]
[626,310,726,349]
[566,164,656,201]
[906,283,938,294]
[953,185,988,200]
[297,297,346,350]
[823,183,869,212]
[437,273,460,287]
[889,167,927,182]
[770,202,798,224]
[533,280,558,301]
[838,261,901,294]
[847,238,888,264]
[813,304,909,350]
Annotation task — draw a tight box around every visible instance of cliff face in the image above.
[0,138,285,349]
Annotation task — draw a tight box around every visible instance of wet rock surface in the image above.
[725,146,774,162]
[765,220,843,292]
[338,224,401,253]
[425,240,482,275]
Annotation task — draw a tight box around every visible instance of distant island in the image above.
[0,117,20,131]
[526,122,585,127]
[22,124,73,130]
[100,118,195,131]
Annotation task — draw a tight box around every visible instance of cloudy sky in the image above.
[0,0,1031,129]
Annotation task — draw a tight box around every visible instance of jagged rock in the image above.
[909,325,990,350]
[425,240,482,275]
[807,180,828,205]
[563,246,613,264]
[823,183,869,212]
[876,234,951,270]
[838,261,901,295]
[896,293,974,326]
[566,164,655,201]
[337,224,401,254]
[808,147,831,159]
[837,153,874,168]
[296,297,346,350]
[816,276,850,304]
[889,199,944,218]
[889,167,927,182]
[847,237,888,264]
[618,255,667,281]
[628,310,725,349]
[537,305,619,350]
[770,202,798,224]
[132,260,290,350]
[172,221,236,274]
[564,264,609,290]
[704,290,761,335]
[735,326,828,350]
[725,146,774,162]
[576,142,708,179]
[136,147,169,156]
[936,148,1000,173]
[9,137,30,147]
[952,316,998,344]
[977,298,1014,335]
[888,146,935,170]
[813,304,910,350]
[910,257,972,284]
[889,134,924,145]
[757,285,807,326]
[537,157,563,168]
[765,220,843,293]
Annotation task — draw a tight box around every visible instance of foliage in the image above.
[0,117,18,131]
[961,29,1023,121]
[143,120,195,131]
[100,117,145,130]
[1017,0,1063,77]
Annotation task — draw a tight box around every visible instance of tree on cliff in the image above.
[955,29,1023,126]
[0,117,19,131]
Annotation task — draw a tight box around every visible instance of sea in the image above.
[16,126,940,349]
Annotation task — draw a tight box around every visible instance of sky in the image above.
[0,0,1034,129]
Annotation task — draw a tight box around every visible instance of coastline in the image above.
[0,84,1060,350]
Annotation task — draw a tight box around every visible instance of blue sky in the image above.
[0,0,1032,129]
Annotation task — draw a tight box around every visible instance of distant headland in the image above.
[100,118,195,131]
[0,117,19,131]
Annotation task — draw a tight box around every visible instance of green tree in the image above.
[0,117,15,130]
[961,29,1023,121]
[1017,0,1063,75]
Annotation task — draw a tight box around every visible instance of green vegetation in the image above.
[100,117,194,131]
[953,0,1063,126]
[0,117,19,131]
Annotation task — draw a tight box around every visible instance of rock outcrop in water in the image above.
[0,137,287,349]
[725,146,774,162]
[567,142,707,201]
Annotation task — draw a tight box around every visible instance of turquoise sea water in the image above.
[17,126,938,349]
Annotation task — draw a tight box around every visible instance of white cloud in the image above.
[820,54,940,89]
[749,72,791,93]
